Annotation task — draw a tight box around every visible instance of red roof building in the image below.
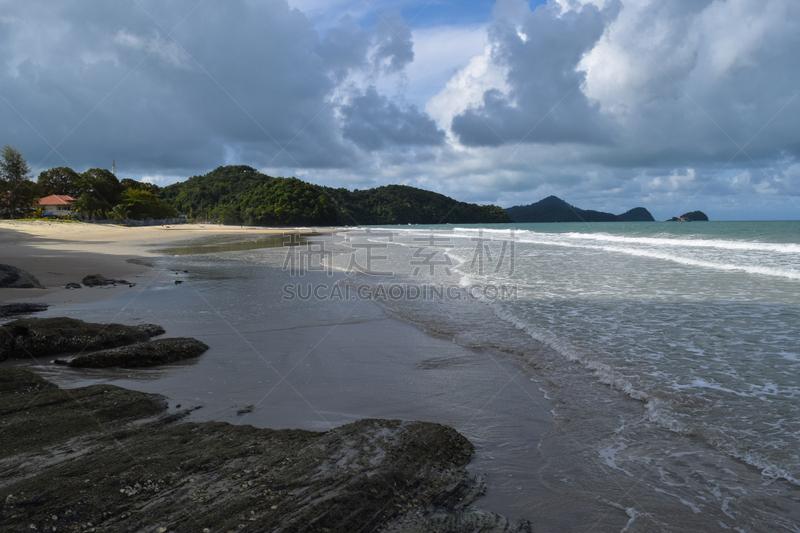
[39,194,76,216]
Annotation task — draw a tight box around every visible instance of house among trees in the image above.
[39,194,76,217]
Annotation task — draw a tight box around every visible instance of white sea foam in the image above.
[517,236,800,280]
[392,227,800,280]
[559,231,800,254]
[376,224,800,500]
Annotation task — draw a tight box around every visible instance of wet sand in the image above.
[0,222,629,529]
[23,286,558,522]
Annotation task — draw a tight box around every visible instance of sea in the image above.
[322,220,800,531]
[21,220,800,531]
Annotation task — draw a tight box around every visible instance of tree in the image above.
[38,167,82,197]
[72,168,124,219]
[109,204,131,221]
[217,206,241,225]
[120,189,178,220]
[0,145,39,218]
[121,178,159,194]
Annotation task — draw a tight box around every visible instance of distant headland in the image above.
[504,196,655,223]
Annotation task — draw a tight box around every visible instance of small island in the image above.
[668,211,709,221]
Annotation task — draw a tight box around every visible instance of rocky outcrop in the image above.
[668,211,709,221]
[0,368,530,533]
[0,317,165,361]
[0,303,49,318]
[59,337,209,368]
[0,264,44,289]
[81,274,132,286]
[681,210,709,221]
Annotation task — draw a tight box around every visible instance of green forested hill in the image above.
[161,166,510,226]
[320,184,509,225]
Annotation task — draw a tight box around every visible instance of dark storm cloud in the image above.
[0,0,435,179]
[451,1,618,147]
[319,16,372,83]
[341,86,445,150]
[372,11,415,74]
[574,0,800,171]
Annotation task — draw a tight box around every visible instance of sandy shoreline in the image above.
[1,220,590,527]
[0,221,331,305]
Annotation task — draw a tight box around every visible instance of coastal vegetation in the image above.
[161,165,511,226]
[50,168,178,221]
[4,145,706,226]
[0,145,177,220]
[505,195,655,223]
[6,152,511,226]
[0,145,39,218]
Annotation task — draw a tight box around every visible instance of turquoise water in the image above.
[342,221,800,530]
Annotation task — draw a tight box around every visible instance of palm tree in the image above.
[109,204,130,221]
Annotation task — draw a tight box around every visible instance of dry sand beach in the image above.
[0,221,576,532]
[0,221,322,305]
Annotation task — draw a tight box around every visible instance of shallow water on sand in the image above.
[16,222,800,531]
[16,249,635,530]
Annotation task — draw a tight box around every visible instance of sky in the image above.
[1,0,799,220]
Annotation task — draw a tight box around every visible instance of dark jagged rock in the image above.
[61,337,209,368]
[0,368,529,532]
[81,274,131,286]
[0,303,50,318]
[0,317,165,361]
[136,323,167,337]
[0,368,166,456]
[65,282,81,289]
[0,264,44,289]
[0,367,58,394]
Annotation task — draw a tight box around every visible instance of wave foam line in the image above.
[491,303,800,486]
[560,232,800,254]
[394,227,800,255]
[511,237,800,280]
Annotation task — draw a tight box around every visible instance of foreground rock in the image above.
[59,337,209,368]
[81,274,132,287]
[0,369,529,532]
[0,264,44,289]
[0,303,49,319]
[0,317,165,361]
